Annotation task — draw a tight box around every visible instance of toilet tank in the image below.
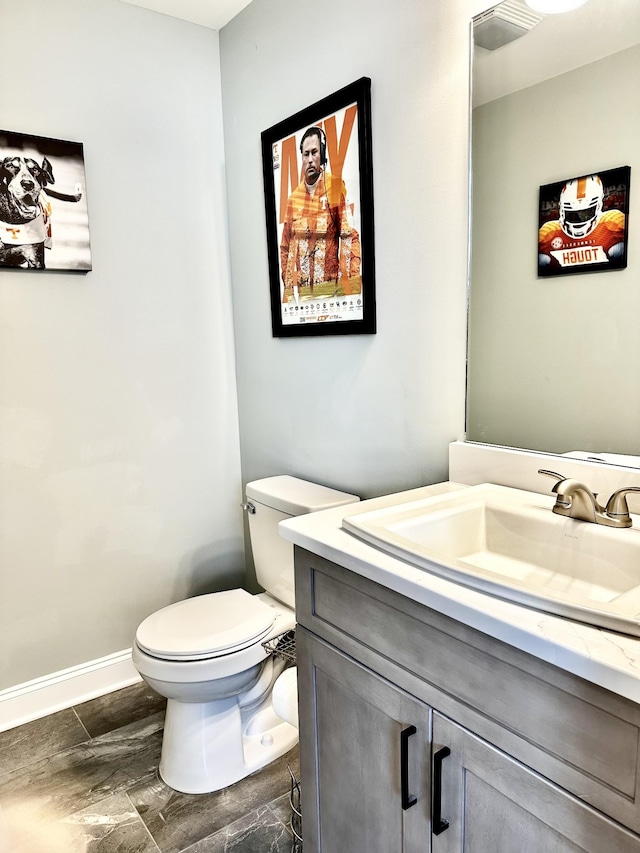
[245,475,359,608]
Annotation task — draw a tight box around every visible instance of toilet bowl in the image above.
[132,475,359,794]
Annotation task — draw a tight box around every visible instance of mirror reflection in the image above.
[467,0,640,465]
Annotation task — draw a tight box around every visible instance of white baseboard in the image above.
[0,649,141,733]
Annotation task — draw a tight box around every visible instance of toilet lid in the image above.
[135,590,276,661]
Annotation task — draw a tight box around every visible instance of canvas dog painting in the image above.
[0,156,55,268]
[0,129,91,271]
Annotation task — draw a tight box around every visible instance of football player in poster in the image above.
[538,168,629,277]
[279,125,361,308]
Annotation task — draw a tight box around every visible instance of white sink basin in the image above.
[342,483,640,636]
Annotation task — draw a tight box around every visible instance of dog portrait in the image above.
[0,130,91,271]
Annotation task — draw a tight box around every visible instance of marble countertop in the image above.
[280,481,640,705]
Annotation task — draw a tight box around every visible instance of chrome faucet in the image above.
[538,470,640,529]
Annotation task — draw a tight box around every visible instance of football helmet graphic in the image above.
[559,175,604,238]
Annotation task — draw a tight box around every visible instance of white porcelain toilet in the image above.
[132,475,358,794]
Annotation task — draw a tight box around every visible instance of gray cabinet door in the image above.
[297,627,431,853]
[432,713,640,853]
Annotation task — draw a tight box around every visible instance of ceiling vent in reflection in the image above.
[473,0,544,50]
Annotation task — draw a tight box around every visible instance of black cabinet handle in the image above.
[432,746,451,835]
[400,725,418,810]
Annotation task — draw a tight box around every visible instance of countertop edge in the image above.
[280,482,640,705]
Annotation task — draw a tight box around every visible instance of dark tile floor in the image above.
[0,682,300,852]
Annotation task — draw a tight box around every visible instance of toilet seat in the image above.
[135,589,276,661]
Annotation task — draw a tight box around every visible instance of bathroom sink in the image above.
[342,484,640,636]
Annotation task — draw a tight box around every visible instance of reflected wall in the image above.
[467,44,640,456]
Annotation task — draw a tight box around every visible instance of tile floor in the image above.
[0,682,300,852]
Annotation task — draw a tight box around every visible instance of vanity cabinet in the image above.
[298,630,431,852]
[295,548,640,852]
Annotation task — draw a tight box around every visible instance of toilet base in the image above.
[158,693,298,794]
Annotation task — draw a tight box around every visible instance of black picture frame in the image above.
[538,165,630,278]
[261,77,376,337]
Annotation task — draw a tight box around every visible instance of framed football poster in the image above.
[261,78,376,337]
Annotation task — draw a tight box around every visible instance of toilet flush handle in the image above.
[241,501,256,514]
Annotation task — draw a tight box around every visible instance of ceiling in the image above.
[473,0,640,105]
[120,0,639,75]
[119,0,253,30]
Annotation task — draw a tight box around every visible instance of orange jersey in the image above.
[280,172,359,290]
[539,209,625,270]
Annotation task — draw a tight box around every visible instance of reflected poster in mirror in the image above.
[538,165,630,278]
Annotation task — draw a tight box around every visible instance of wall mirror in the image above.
[467,0,640,466]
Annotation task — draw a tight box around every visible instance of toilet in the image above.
[132,475,359,794]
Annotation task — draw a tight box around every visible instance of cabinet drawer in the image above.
[295,548,640,832]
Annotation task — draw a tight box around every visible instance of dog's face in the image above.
[0,156,54,221]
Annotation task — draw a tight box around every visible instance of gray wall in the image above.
[1,0,483,690]
[220,0,472,526]
[468,45,640,455]
[0,0,244,690]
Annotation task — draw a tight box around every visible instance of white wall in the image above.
[468,45,640,455]
[219,0,474,513]
[0,0,244,690]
